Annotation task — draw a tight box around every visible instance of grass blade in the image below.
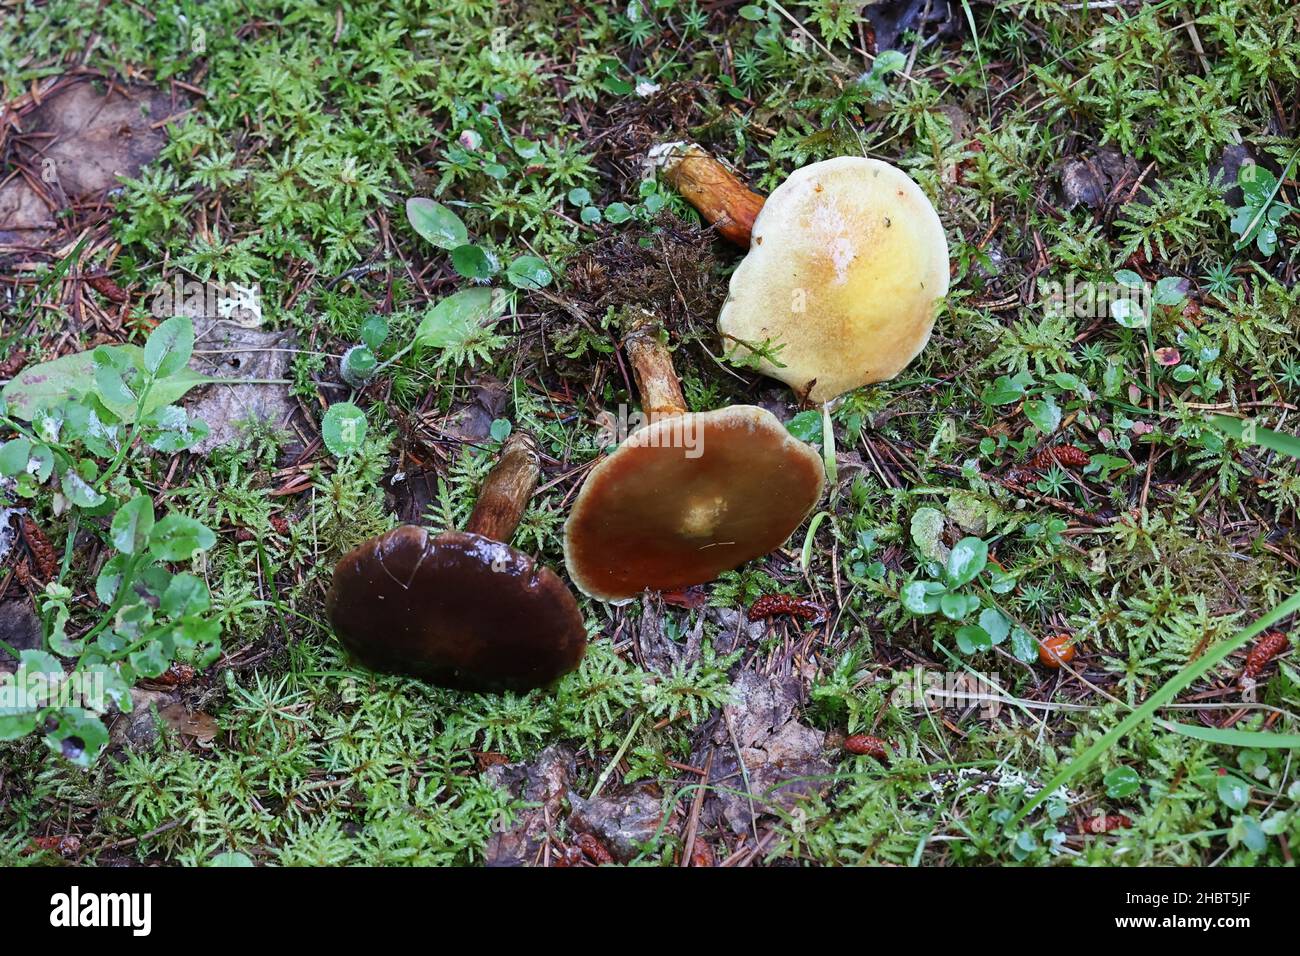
[1010,589,1300,825]
[1157,720,1300,749]
[1207,414,1300,459]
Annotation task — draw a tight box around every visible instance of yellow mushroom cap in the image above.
[717,157,949,404]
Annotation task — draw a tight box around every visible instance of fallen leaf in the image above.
[0,81,181,247]
[1060,149,1140,210]
[567,786,668,862]
[158,702,219,744]
[700,670,833,834]
[182,317,302,461]
[482,744,575,867]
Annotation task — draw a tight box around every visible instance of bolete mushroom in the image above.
[563,309,825,603]
[651,144,949,404]
[326,432,586,692]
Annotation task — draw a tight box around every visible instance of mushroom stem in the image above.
[650,142,766,248]
[622,308,688,420]
[465,432,541,541]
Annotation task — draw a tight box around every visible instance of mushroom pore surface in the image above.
[563,405,824,602]
[326,525,586,692]
[717,156,949,404]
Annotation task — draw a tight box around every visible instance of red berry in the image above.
[1039,634,1076,668]
[844,734,889,759]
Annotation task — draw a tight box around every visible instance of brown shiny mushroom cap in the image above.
[563,405,824,602]
[326,525,586,692]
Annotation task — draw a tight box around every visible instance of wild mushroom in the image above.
[326,432,586,692]
[651,144,949,404]
[563,309,825,603]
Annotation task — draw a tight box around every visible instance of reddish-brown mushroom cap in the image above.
[326,525,586,692]
[326,432,585,691]
[563,405,824,602]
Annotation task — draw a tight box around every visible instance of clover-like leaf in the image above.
[322,402,368,457]
[149,513,216,561]
[901,580,946,615]
[451,243,496,279]
[955,625,992,654]
[946,536,988,588]
[506,255,553,290]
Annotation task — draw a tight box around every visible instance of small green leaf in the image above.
[0,437,32,477]
[93,351,136,408]
[946,536,988,587]
[955,625,992,654]
[489,418,512,442]
[1009,627,1037,662]
[406,197,469,250]
[161,573,210,618]
[604,202,634,224]
[416,289,504,348]
[322,402,368,457]
[1217,774,1250,811]
[144,316,195,377]
[910,506,948,563]
[981,373,1030,406]
[1237,163,1277,205]
[1104,766,1140,799]
[142,404,209,453]
[506,255,553,290]
[129,641,170,679]
[0,712,37,741]
[978,608,1010,644]
[451,243,496,279]
[81,663,132,714]
[360,314,389,352]
[1110,297,1147,329]
[1024,397,1062,435]
[110,495,155,555]
[60,466,105,509]
[174,616,222,667]
[784,409,822,443]
[901,580,946,615]
[940,591,979,621]
[95,554,130,604]
[149,513,216,561]
[1153,276,1189,306]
